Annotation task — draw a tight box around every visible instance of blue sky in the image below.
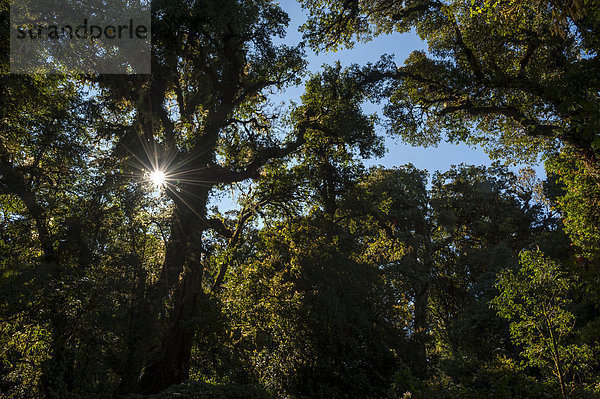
[273,1,546,178]
[211,1,546,211]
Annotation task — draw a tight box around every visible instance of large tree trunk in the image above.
[135,184,210,393]
[138,261,205,393]
[116,26,245,393]
[113,182,210,394]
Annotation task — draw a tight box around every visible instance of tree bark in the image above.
[138,261,205,393]
[136,182,210,393]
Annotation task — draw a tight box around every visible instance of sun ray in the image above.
[163,182,206,220]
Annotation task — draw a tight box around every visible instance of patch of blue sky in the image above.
[211,1,546,212]
[273,1,545,176]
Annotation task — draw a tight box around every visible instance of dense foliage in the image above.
[1,0,600,398]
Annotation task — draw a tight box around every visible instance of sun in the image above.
[149,170,166,187]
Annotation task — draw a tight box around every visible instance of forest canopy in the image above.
[1,0,600,398]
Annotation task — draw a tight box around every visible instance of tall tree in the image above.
[93,0,308,393]
[86,1,401,393]
[493,250,596,397]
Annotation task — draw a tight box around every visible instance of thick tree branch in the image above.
[451,21,484,80]
[0,143,55,261]
[211,197,270,290]
[391,0,443,21]
[438,102,560,138]
[202,121,310,184]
